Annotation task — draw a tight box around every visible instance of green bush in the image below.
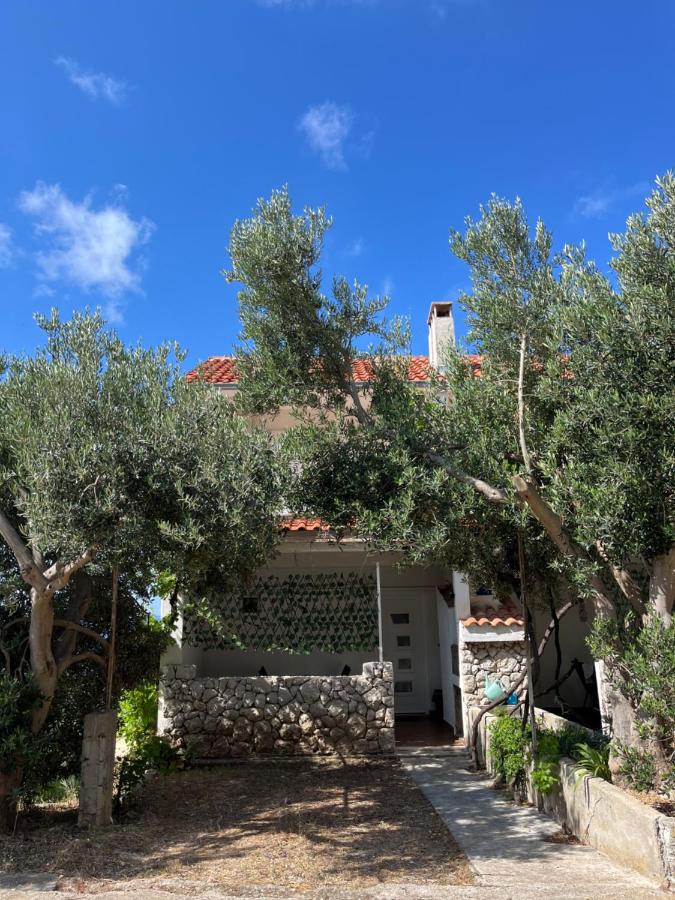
[531,760,559,795]
[572,742,611,782]
[488,717,609,796]
[114,679,186,812]
[489,714,529,787]
[588,617,675,760]
[615,743,657,793]
[115,734,181,808]
[118,682,159,751]
[36,774,80,804]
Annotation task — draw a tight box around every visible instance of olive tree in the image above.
[0,310,281,827]
[224,181,674,770]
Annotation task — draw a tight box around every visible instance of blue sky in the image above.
[1,0,674,364]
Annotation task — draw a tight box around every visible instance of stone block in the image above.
[346,713,366,738]
[300,680,321,703]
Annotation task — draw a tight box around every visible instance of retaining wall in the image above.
[471,706,675,887]
[159,661,395,757]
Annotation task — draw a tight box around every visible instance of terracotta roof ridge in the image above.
[461,602,524,629]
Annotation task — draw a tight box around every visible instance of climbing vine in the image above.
[183,572,379,653]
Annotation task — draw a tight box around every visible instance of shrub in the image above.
[36,775,80,804]
[114,679,186,812]
[489,714,529,787]
[615,743,657,793]
[589,617,675,761]
[572,742,611,782]
[488,717,594,796]
[118,682,159,751]
[531,760,559,795]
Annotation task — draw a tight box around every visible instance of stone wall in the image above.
[159,661,394,757]
[460,641,526,710]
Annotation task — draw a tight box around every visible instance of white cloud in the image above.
[299,102,354,170]
[381,276,394,297]
[346,238,365,257]
[573,181,650,219]
[575,191,612,218]
[0,224,13,268]
[18,182,154,309]
[55,57,128,105]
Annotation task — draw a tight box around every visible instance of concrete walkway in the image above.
[401,747,666,899]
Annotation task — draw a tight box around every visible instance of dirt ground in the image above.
[0,758,473,895]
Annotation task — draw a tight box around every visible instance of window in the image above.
[451,644,459,676]
[397,635,411,647]
[390,613,410,625]
[398,658,412,670]
[395,681,413,693]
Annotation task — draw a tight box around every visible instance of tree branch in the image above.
[517,333,534,475]
[594,540,647,615]
[0,506,48,591]
[53,571,94,665]
[57,651,107,677]
[427,453,509,503]
[512,474,619,616]
[53,619,110,652]
[345,381,371,426]
[44,546,97,594]
[649,546,675,626]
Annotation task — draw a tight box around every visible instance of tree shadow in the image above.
[4,758,472,890]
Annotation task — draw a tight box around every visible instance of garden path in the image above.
[402,745,664,899]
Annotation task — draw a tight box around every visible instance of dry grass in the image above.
[1,758,473,894]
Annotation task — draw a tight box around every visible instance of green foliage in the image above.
[0,674,41,773]
[615,743,657,793]
[589,617,675,750]
[118,682,159,751]
[0,308,282,617]
[115,735,182,810]
[35,774,79,804]
[227,179,674,757]
[489,718,611,796]
[0,565,174,795]
[184,572,378,653]
[554,725,600,760]
[489,714,529,787]
[572,742,611,782]
[225,186,407,420]
[531,760,559,795]
[114,678,185,811]
[0,309,282,802]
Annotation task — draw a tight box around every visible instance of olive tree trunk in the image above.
[0,768,23,833]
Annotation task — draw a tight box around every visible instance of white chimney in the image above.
[427,301,455,371]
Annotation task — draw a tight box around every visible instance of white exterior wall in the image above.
[162,544,450,719]
[436,589,459,729]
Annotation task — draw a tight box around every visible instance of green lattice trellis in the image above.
[183,572,379,653]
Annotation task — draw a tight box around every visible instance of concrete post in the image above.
[78,711,117,827]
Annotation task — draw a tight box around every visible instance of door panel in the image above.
[381,592,431,715]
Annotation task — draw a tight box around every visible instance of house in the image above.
[158,302,598,756]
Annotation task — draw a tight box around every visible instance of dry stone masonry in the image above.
[461,641,527,709]
[159,661,395,756]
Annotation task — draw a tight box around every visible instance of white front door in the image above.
[381,591,431,715]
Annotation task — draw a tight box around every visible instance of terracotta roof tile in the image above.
[186,354,482,385]
[461,604,524,628]
[280,517,330,532]
[186,356,239,384]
